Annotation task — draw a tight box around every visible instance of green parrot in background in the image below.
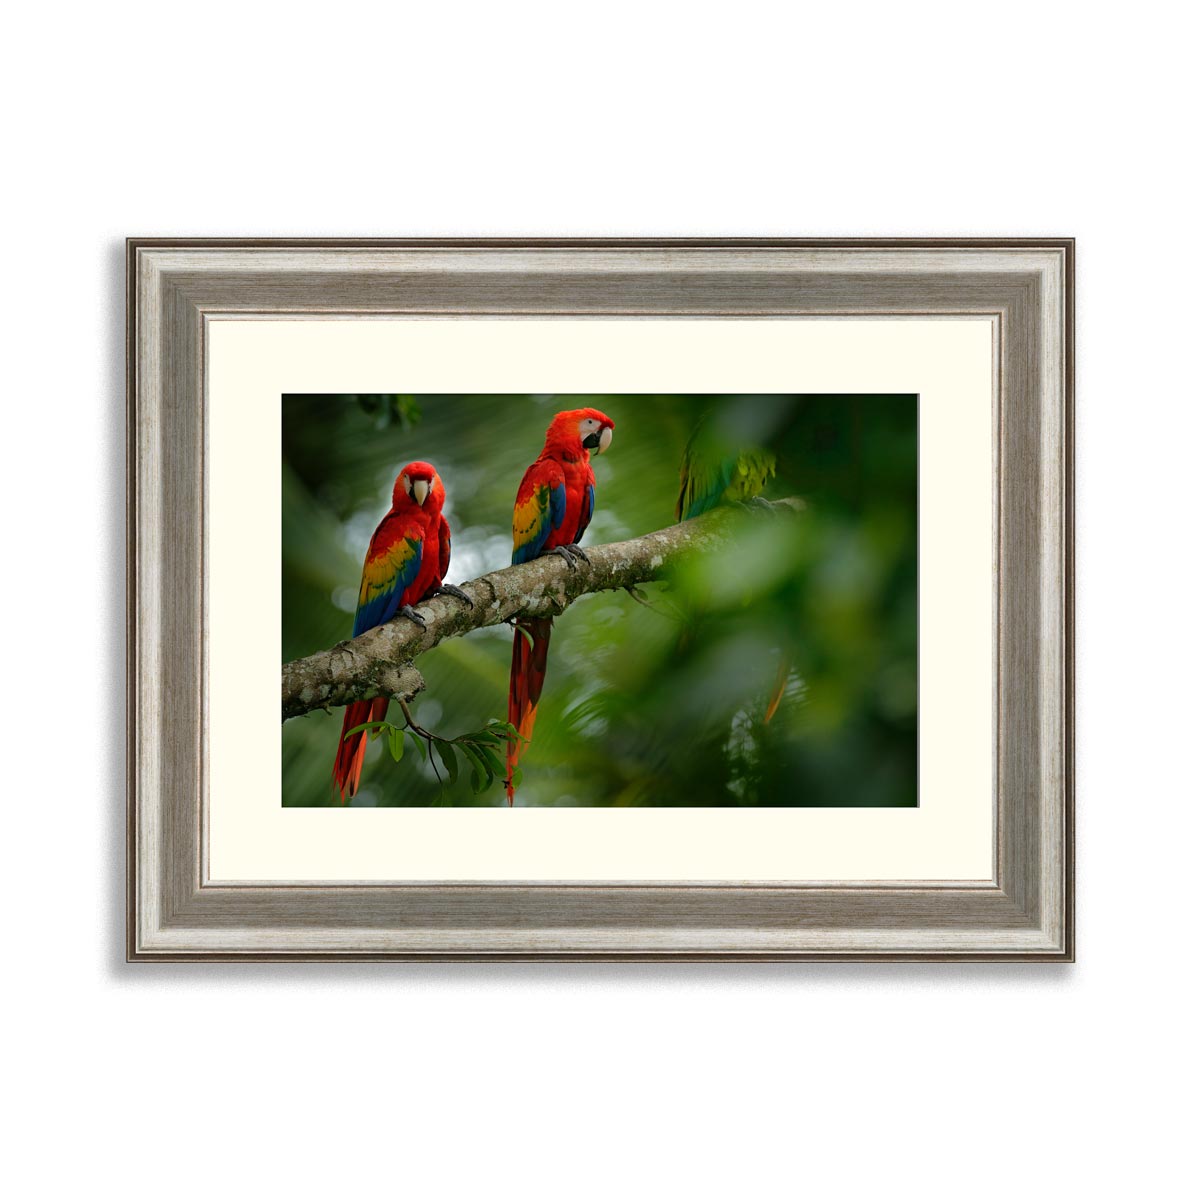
[675,415,789,722]
[676,435,777,521]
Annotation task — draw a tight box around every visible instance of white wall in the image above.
[6,3,1194,1196]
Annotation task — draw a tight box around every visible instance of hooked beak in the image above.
[412,478,430,506]
[583,426,613,453]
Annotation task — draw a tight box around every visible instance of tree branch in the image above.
[281,498,802,721]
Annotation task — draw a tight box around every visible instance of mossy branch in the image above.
[281,498,802,721]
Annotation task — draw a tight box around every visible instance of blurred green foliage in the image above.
[282,394,918,808]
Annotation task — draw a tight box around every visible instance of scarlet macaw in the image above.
[332,461,471,801]
[676,424,788,721]
[505,408,614,803]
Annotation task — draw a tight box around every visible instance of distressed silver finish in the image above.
[127,239,1073,961]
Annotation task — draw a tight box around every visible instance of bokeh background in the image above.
[282,394,918,807]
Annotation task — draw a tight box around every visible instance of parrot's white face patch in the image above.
[579,417,613,453]
[401,471,430,505]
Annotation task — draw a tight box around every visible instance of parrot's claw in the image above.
[545,546,578,569]
[433,583,473,608]
[563,543,590,563]
[742,496,775,514]
[397,605,427,628]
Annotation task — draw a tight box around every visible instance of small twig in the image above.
[624,585,686,623]
[397,697,432,740]
[398,698,444,786]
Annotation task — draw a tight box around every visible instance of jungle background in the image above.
[282,394,918,807]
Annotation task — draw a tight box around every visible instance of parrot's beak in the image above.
[583,426,614,453]
[412,478,430,506]
[598,426,613,454]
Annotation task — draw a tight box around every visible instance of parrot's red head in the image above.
[393,461,445,512]
[543,408,614,459]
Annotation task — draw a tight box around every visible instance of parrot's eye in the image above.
[580,416,611,452]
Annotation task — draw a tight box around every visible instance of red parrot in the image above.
[505,408,614,804]
[332,461,471,801]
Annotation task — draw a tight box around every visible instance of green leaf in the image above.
[469,766,485,794]
[459,740,488,769]
[405,729,428,762]
[387,725,405,762]
[486,720,525,746]
[343,720,388,742]
[471,742,506,780]
[516,624,535,650]
[434,740,458,785]
[460,742,493,787]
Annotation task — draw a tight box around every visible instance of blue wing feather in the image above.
[575,482,595,543]
[549,482,566,532]
[512,472,568,564]
[353,532,424,635]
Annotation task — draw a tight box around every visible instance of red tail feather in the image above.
[332,697,389,802]
[506,617,553,804]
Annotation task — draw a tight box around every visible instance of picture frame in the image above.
[127,237,1073,961]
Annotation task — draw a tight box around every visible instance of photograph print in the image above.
[281,394,918,808]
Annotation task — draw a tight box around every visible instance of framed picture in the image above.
[127,238,1073,961]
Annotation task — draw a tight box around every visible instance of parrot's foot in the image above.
[544,546,578,569]
[433,583,473,607]
[397,604,427,628]
[740,496,776,514]
[563,543,590,563]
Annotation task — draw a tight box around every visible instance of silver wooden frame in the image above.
[127,238,1073,962]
